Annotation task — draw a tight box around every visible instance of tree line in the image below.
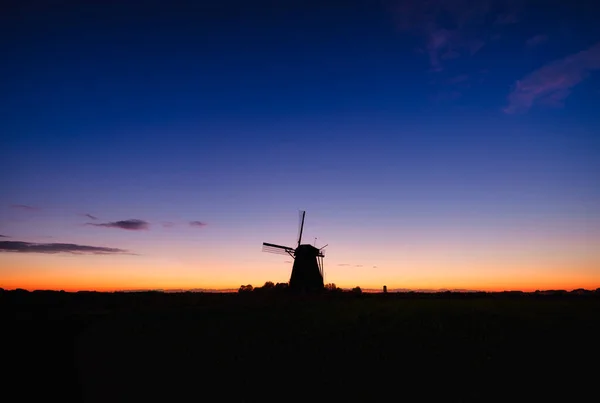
[238,282,362,294]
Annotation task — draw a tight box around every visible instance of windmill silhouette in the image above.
[262,210,327,292]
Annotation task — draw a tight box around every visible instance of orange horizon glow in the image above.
[2,267,598,294]
[2,284,599,293]
[2,228,598,294]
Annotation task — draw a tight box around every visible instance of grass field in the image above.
[3,289,599,402]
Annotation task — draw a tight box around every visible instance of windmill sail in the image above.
[297,210,305,248]
[262,242,295,256]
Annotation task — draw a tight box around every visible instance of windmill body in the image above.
[290,244,324,292]
[262,211,326,292]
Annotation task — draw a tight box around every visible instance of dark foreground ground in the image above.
[3,289,600,402]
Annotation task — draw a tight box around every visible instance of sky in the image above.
[1,0,599,292]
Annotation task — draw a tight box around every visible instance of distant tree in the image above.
[238,284,253,293]
[252,281,276,293]
[571,288,589,295]
[275,282,289,291]
[325,283,341,293]
[351,286,362,295]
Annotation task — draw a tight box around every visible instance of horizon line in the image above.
[3,286,598,294]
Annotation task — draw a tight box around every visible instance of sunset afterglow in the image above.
[2,1,599,292]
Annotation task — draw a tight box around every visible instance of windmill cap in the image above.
[297,244,320,251]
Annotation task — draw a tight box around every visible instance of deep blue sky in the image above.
[1,0,599,291]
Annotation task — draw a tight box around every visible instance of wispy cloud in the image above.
[337,263,351,266]
[88,219,149,230]
[161,221,175,228]
[189,221,207,228]
[11,204,37,211]
[0,235,9,238]
[526,34,548,47]
[504,42,600,114]
[84,213,98,220]
[0,240,129,255]
[393,0,517,72]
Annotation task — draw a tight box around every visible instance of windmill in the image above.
[262,210,327,292]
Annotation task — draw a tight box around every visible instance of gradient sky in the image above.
[1,0,599,292]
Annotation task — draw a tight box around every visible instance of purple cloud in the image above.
[393,0,524,71]
[393,0,493,71]
[0,240,129,255]
[189,221,207,228]
[11,204,37,211]
[88,219,149,230]
[161,221,175,228]
[504,42,600,114]
[84,213,98,220]
[526,34,548,47]
[0,235,9,238]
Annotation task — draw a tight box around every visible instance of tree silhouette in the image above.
[275,282,289,291]
[238,284,253,293]
[325,283,342,293]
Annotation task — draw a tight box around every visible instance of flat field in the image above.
[3,290,599,402]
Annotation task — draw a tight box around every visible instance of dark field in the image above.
[3,289,599,402]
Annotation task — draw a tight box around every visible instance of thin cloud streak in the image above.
[0,235,9,238]
[504,42,600,114]
[88,219,149,230]
[0,240,129,255]
[84,213,98,220]
[11,204,37,211]
[189,221,207,228]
